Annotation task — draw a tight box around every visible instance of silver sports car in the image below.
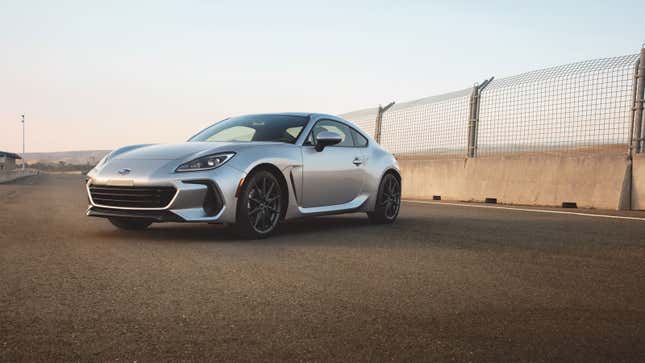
[86,113,401,238]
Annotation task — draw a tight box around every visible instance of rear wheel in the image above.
[368,173,401,224]
[108,218,152,230]
[234,170,284,239]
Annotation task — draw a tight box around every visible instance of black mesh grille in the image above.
[89,185,176,208]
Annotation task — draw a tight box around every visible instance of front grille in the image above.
[89,185,176,209]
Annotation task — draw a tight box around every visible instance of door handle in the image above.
[353,157,363,166]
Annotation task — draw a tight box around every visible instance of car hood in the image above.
[89,141,300,182]
[112,142,242,161]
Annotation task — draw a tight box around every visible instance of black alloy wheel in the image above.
[235,170,283,238]
[368,173,401,224]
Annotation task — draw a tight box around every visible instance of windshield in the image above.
[189,114,309,143]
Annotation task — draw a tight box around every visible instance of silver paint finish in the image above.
[301,146,366,207]
[86,113,400,224]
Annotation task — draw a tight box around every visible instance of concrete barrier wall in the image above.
[0,169,38,184]
[632,154,645,210]
[398,152,645,210]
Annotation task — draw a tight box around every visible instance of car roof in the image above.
[238,112,356,125]
[223,113,370,138]
[238,112,336,118]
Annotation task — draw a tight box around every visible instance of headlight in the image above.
[175,152,235,172]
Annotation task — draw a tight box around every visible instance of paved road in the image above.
[1,174,644,362]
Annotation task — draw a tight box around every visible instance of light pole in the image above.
[21,115,25,170]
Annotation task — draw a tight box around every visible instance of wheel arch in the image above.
[377,168,402,198]
[366,168,402,224]
[382,167,401,183]
[366,167,401,212]
[242,163,290,220]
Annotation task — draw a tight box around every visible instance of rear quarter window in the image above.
[351,129,368,147]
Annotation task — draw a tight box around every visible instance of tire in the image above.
[234,169,284,239]
[367,173,401,224]
[108,218,152,230]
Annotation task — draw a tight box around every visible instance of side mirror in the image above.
[314,131,342,152]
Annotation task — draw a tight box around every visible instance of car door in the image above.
[301,119,366,208]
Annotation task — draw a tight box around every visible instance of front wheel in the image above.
[367,173,401,224]
[234,170,284,239]
[108,218,152,230]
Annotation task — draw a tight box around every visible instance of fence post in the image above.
[621,53,642,211]
[628,58,640,156]
[467,84,479,157]
[374,101,395,144]
[621,45,645,210]
[633,46,645,154]
[467,77,494,157]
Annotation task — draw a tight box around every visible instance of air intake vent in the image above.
[89,185,176,209]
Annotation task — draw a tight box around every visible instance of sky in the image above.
[1,0,643,152]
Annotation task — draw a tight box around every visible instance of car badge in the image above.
[117,168,132,175]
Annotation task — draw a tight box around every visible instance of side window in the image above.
[285,126,303,139]
[351,129,368,147]
[306,120,354,147]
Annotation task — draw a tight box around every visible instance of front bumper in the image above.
[87,206,185,222]
[86,164,246,223]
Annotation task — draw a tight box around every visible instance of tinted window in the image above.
[306,120,354,147]
[204,126,255,142]
[189,115,308,143]
[351,129,368,147]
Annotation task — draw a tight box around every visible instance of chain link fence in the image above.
[340,51,644,158]
[379,89,471,155]
[477,54,638,155]
[338,107,379,139]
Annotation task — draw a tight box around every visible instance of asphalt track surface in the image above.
[1,174,644,362]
